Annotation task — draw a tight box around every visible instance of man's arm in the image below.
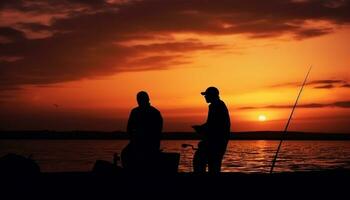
[192,105,210,134]
[158,111,163,133]
[126,110,135,136]
[154,111,163,151]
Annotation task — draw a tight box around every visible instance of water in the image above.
[1,140,350,173]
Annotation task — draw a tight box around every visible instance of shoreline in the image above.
[1,130,350,140]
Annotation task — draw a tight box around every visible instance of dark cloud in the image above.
[47,0,350,38]
[313,84,335,89]
[270,79,350,90]
[130,41,223,53]
[0,36,215,87]
[308,80,349,89]
[0,27,26,42]
[120,55,191,72]
[0,94,16,99]
[1,0,350,90]
[269,82,298,88]
[0,85,21,91]
[18,23,51,32]
[308,80,346,84]
[239,101,350,110]
[3,0,350,36]
[294,28,334,40]
[0,0,22,9]
[0,0,111,13]
[333,101,350,108]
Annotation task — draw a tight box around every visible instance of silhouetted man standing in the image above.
[121,91,163,171]
[192,87,230,174]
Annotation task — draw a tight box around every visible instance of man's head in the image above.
[137,91,150,107]
[201,87,220,103]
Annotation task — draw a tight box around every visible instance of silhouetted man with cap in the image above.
[121,91,163,171]
[192,87,231,174]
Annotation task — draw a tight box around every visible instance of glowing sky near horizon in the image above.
[0,0,349,132]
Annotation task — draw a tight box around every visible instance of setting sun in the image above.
[258,115,267,122]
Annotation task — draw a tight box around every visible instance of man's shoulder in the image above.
[150,106,161,113]
[219,100,227,107]
[131,106,161,115]
[131,107,140,113]
[210,100,227,108]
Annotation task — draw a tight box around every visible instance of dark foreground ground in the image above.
[1,153,349,198]
[1,170,350,199]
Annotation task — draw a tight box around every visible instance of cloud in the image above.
[294,27,334,40]
[0,93,16,99]
[129,41,223,53]
[333,101,350,108]
[239,101,350,110]
[0,0,110,13]
[313,84,335,89]
[270,79,350,90]
[308,80,346,85]
[18,22,51,32]
[0,36,219,88]
[0,27,26,42]
[1,0,350,90]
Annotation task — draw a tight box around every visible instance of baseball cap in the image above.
[201,87,219,96]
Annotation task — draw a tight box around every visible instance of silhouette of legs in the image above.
[193,141,227,174]
[207,142,227,174]
[193,149,207,173]
[208,153,224,174]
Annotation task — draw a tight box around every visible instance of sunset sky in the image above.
[0,0,349,133]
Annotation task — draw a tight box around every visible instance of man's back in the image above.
[127,105,163,153]
[207,99,231,141]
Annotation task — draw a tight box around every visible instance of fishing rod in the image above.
[269,66,312,174]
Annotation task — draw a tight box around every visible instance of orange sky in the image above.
[0,0,349,132]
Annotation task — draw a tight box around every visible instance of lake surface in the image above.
[1,140,350,173]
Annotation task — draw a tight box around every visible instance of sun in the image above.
[258,115,267,122]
